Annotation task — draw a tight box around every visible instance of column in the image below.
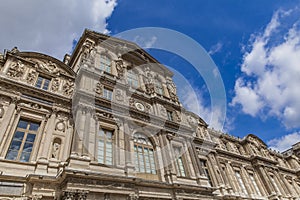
[0,97,18,155]
[38,110,57,160]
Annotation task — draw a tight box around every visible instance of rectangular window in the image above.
[98,129,113,165]
[200,159,212,186]
[235,171,248,194]
[127,71,139,89]
[249,173,261,195]
[35,76,50,90]
[270,175,280,193]
[174,147,186,177]
[6,119,39,162]
[100,54,111,73]
[167,110,173,121]
[102,88,113,100]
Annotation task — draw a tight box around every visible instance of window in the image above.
[6,119,39,162]
[35,76,50,90]
[235,171,248,194]
[102,88,113,100]
[200,159,212,186]
[167,110,173,121]
[174,147,186,177]
[249,173,261,195]
[99,54,111,73]
[97,129,113,165]
[127,70,139,88]
[270,174,280,193]
[134,133,156,174]
[154,79,163,95]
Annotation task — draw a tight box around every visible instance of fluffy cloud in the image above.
[267,132,300,152]
[231,8,300,128]
[0,0,117,59]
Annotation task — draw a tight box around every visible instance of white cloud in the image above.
[178,84,225,131]
[231,8,300,128]
[208,42,223,55]
[133,35,157,49]
[267,132,300,152]
[0,0,117,59]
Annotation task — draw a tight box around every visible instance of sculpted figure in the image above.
[63,79,74,96]
[7,61,25,78]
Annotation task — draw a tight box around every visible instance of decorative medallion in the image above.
[135,102,145,111]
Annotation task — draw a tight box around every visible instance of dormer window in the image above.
[35,76,50,90]
[100,54,111,73]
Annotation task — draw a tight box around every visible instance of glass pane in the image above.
[6,150,18,160]
[20,152,31,162]
[18,120,28,129]
[23,143,33,152]
[29,122,39,131]
[43,79,50,90]
[35,77,43,88]
[106,131,112,138]
[13,131,24,141]
[26,134,36,142]
[98,130,105,137]
[10,141,22,150]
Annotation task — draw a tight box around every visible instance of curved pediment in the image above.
[245,134,267,148]
[13,51,75,78]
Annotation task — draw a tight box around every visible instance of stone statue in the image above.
[114,59,125,78]
[51,142,60,159]
[144,67,155,94]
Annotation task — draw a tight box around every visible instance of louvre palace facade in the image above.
[0,29,299,200]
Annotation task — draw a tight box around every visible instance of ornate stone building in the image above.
[0,29,299,200]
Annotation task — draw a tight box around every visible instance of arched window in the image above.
[99,54,111,73]
[154,79,163,95]
[133,133,156,174]
[127,70,139,88]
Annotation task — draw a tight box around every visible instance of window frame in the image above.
[97,128,114,165]
[235,170,248,195]
[174,146,187,177]
[200,159,212,186]
[127,70,139,89]
[5,119,40,162]
[102,87,113,100]
[133,133,157,174]
[249,173,261,196]
[35,75,51,90]
[99,54,111,73]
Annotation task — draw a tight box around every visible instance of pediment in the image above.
[16,52,75,78]
[245,134,267,148]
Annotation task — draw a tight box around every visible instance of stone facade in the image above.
[0,29,299,200]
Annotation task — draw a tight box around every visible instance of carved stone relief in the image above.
[166,77,179,102]
[7,61,25,78]
[35,61,60,75]
[114,59,125,78]
[95,81,103,96]
[55,119,66,132]
[26,69,37,84]
[63,79,74,96]
[115,89,124,101]
[51,78,60,92]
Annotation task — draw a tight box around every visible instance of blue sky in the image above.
[106,0,300,151]
[0,0,300,151]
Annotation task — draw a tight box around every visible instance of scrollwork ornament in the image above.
[7,60,25,78]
